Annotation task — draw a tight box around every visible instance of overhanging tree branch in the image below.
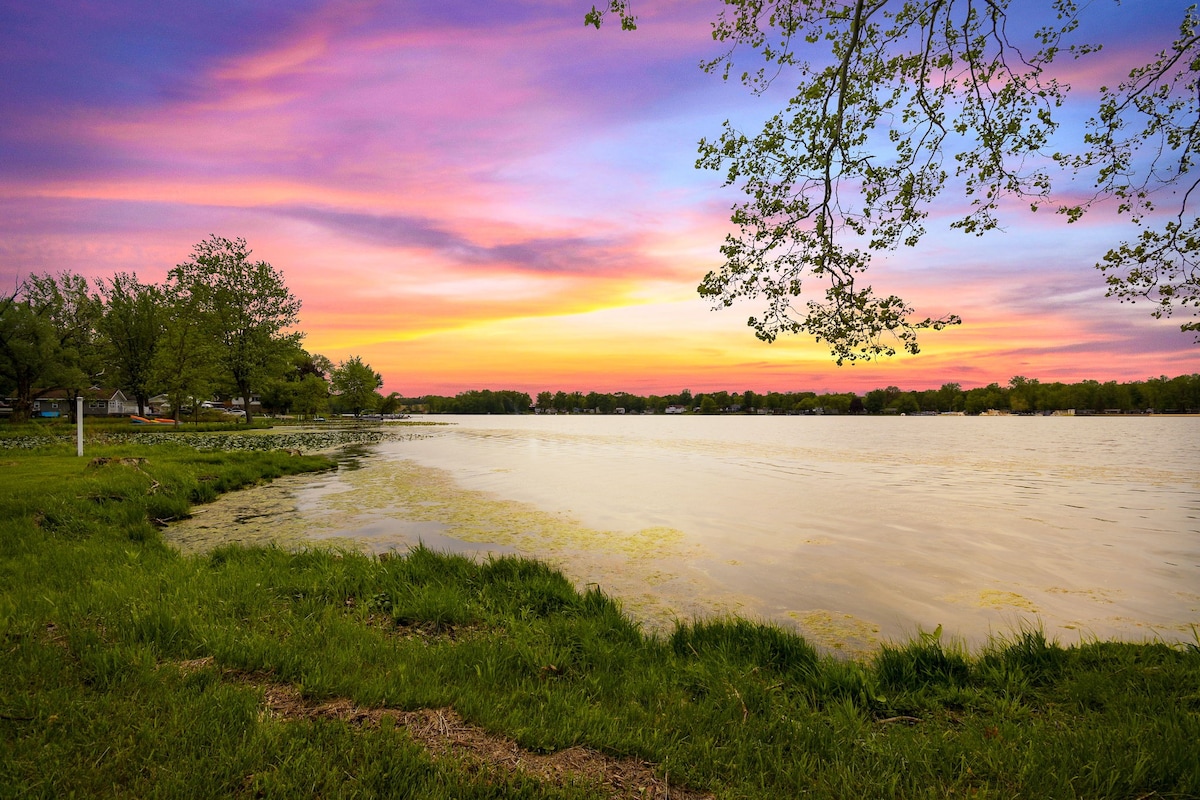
[592,1,1199,353]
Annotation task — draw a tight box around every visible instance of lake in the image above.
[168,414,1200,652]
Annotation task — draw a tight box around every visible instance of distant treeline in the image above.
[397,374,1200,415]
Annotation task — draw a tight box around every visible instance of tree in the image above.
[331,356,383,417]
[937,382,965,412]
[589,2,1199,357]
[964,382,1009,414]
[152,285,220,424]
[0,291,57,422]
[165,236,302,426]
[295,350,334,381]
[1008,375,1041,413]
[294,373,331,419]
[96,273,163,416]
[378,391,403,416]
[917,389,940,412]
[20,272,103,421]
[258,379,296,416]
[865,385,902,413]
[261,347,333,417]
[820,392,854,414]
[889,392,921,415]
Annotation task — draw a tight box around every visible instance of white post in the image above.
[76,396,84,457]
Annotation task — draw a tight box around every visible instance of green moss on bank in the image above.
[1,443,1197,799]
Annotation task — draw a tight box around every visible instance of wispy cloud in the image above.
[268,205,651,276]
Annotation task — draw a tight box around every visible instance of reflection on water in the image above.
[335,443,372,471]
[167,415,1200,651]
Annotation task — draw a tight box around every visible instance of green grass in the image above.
[1,442,1197,798]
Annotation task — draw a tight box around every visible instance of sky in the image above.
[1,0,1197,396]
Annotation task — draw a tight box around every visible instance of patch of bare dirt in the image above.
[177,658,712,800]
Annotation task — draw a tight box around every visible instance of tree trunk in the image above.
[11,400,31,423]
[12,374,33,423]
[65,389,79,424]
[239,381,254,426]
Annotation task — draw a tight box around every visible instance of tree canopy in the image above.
[0,273,103,422]
[331,356,384,417]
[589,1,1199,361]
[0,291,58,422]
[421,373,1200,415]
[97,273,163,416]
[165,236,303,425]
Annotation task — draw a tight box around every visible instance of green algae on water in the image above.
[165,452,757,632]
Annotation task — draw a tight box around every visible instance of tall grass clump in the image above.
[976,627,1068,692]
[875,624,971,690]
[670,617,820,679]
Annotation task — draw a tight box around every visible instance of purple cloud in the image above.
[270,205,640,276]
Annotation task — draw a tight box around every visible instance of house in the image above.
[86,387,136,416]
[228,395,262,410]
[30,390,69,418]
[31,387,136,417]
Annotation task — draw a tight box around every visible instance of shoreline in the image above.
[163,429,1199,654]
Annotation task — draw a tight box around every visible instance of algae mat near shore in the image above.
[165,453,763,635]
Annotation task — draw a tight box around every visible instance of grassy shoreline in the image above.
[2,442,1197,798]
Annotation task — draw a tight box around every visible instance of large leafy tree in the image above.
[331,355,383,417]
[96,273,164,417]
[377,391,403,416]
[293,350,333,418]
[0,291,58,422]
[260,347,333,417]
[589,1,1199,360]
[151,284,220,424]
[19,272,103,420]
[293,374,331,418]
[165,236,302,425]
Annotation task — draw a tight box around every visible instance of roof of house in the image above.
[34,387,129,401]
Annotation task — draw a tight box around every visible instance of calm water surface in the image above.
[175,415,1200,649]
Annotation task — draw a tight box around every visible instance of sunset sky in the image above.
[2,0,1197,396]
